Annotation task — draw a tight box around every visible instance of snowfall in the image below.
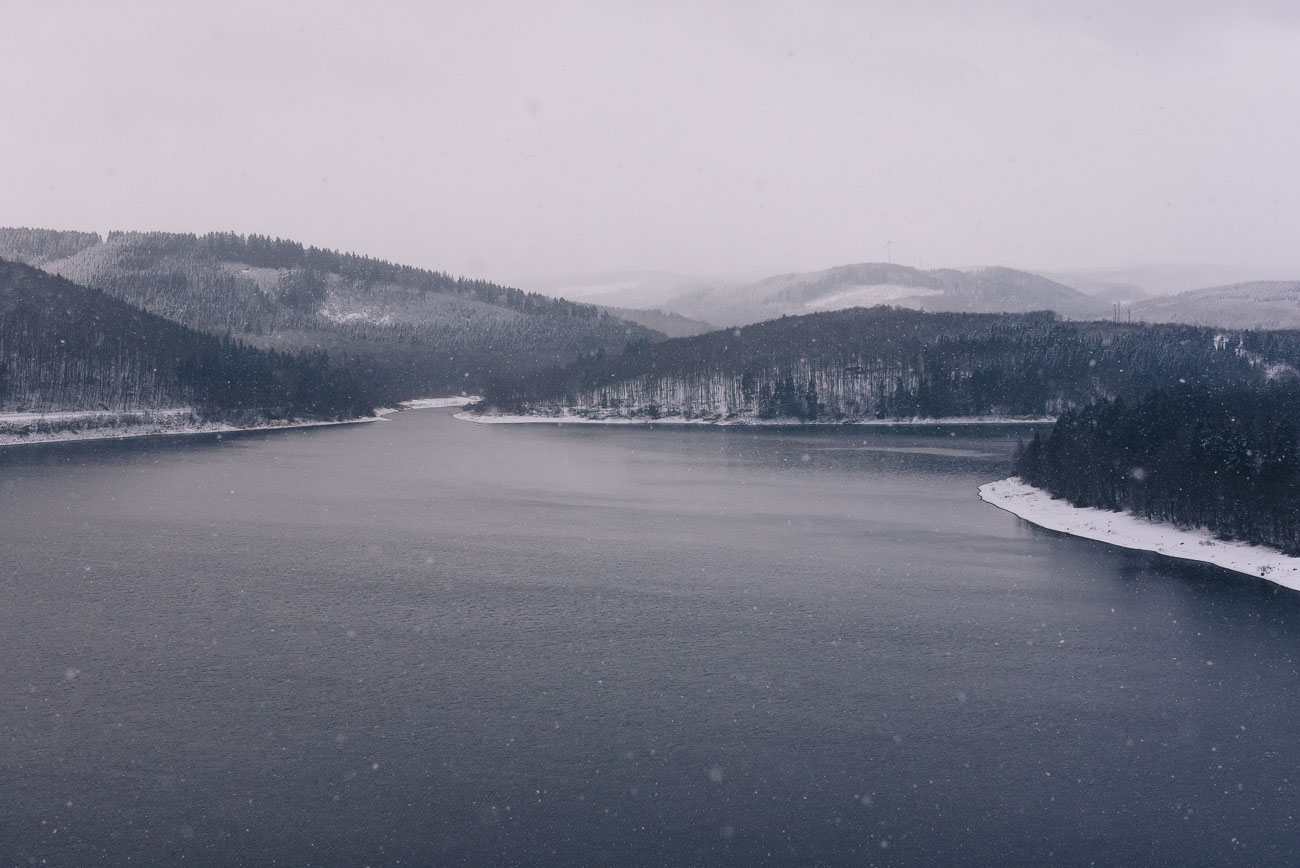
[979,477,1300,592]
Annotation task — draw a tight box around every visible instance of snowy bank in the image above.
[0,408,389,450]
[399,396,483,410]
[978,477,1300,592]
[454,411,1053,427]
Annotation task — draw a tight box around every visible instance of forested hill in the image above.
[1016,382,1300,555]
[0,227,101,264]
[0,258,376,420]
[595,304,715,338]
[481,306,1300,422]
[0,228,660,396]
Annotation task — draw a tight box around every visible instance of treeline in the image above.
[99,230,610,320]
[0,259,376,421]
[483,307,1300,421]
[1016,382,1300,555]
[0,228,101,263]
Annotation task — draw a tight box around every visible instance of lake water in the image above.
[2,410,1298,866]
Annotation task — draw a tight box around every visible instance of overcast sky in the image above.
[3,1,1298,286]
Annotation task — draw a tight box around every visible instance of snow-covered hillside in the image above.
[659,263,1108,326]
[1131,281,1300,330]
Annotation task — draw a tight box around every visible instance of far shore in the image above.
[455,411,1055,427]
[0,396,478,450]
[979,477,1300,592]
[0,409,391,450]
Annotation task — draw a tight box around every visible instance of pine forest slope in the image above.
[595,305,715,338]
[0,258,376,420]
[483,306,1300,423]
[0,228,661,398]
[1016,382,1300,555]
[0,227,102,265]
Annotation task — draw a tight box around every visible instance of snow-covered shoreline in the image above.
[978,477,1300,591]
[455,411,1054,427]
[0,408,391,450]
[399,396,482,410]
[0,396,488,450]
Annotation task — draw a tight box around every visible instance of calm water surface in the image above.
[1,411,1297,866]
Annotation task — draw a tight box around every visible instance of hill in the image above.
[658,263,1109,326]
[1046,263,1300,298]
[0,228,660,398]
[0,258,375,420]
[525,269,706,309]
[480,306,1300,423]
[1130,281,1300,330]
[1043,272,1152,305]
[595,305,715,338]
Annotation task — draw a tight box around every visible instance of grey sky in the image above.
[3,1,1298,285]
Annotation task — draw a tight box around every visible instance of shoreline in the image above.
[0,396,489,450]
[978,477,1300,592]
[0,409,394,450]
[454,411,1054,427]
[0,395,487,450]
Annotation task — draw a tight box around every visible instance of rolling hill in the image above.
[1046,263,1300,299]
[594,305,714,338]
[657,263,1110,326]
[0,257,375,419]
[1130,281,1300,330]
[0,228,661,398]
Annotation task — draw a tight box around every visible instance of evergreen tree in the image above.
[1016,382,1300,554]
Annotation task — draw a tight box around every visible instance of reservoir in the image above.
[2,410,1297,866]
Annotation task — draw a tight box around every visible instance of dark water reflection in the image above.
[1,413,1297,866]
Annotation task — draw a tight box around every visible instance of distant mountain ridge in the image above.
[1047,263,1300,298]
[0,228,661,398]
[525,269,708,309]
[1130,281,1300,330]
[1044,272,1152,304]
[657,262,1110,326]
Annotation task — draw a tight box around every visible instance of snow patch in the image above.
[978,477,1300,592]
[399,396,483,410]
[1265,363,1298,381]
[804,285,943,312]
[318,303,394,325]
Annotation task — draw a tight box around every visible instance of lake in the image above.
[2,410,1297,866]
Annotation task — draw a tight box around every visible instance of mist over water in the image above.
[2,411,1297,865]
